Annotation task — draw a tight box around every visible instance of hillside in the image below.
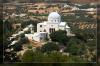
[2,0,99,3]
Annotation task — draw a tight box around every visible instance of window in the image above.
[40,37,43,40]
[49,28,55,33]
[49,28,51,33]
[53,28,55,32]
[55,20,56,22]
[32,37,34,40]
[40,25,42,27]
[44,29,46,32]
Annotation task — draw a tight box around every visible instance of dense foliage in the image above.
[64,37,86,55]
[49,30,68,45]
[41,42,59,53]
[22,50,87,62]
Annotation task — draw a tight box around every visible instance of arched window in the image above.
[40,25,42,27]
[49,28,51,33]
[44,29,46,32]
[55,20,56,22]
[53,28,55,32]
[49,28,55,33]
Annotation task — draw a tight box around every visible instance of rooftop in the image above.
[59,22,66,26]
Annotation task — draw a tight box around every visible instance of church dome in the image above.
[48,12,61,23]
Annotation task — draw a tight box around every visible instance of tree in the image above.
[74,29,96,42]
[3,20,13,38]
[49,30,68,45]
[22,50,34,62]
[22,50,46,62]
[41,42,59,53]
[47,51,68,62]
[12,41,23,51]
[4,51,20,62]
[64,37,86,55]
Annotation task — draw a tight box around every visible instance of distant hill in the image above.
[2,0,99,3]
[70,0,98,3]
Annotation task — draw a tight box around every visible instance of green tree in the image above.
[22,50,47,62]
[64,37,86,55]
[49,30,68,45]
[41,42,59,53]
[13,42,23,51]
[47,51,68,62]
[22,50,34,62]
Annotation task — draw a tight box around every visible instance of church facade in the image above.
[25,12,71,42]
[37,12,70,34]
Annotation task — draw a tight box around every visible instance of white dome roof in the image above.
[48,12,61,23]
[48,12,60,19]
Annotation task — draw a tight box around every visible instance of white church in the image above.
[25,12,72,42]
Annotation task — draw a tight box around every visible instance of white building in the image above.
[25,12,71,42]
[37,12,71,35]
